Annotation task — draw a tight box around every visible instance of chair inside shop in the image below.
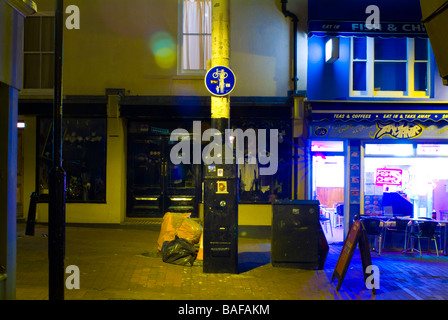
[319,211,333,236]
[362,218,383,255]
[395,218,410,231]
[384,218,410,251]
[410,221,441,258]
[334,203,344,228]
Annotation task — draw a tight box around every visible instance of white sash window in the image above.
[350,37,431,98]
[180,0,212,74]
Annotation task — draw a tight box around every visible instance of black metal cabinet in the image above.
[271,200,322,269]
[203,163,239,273]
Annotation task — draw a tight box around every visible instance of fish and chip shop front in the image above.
[309,103,448,224]
[306,0,448,237]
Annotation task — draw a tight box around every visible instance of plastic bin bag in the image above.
[161,236,197,266]
[178,218,202,245]
[157,212,202,251]
[157,212,191,251]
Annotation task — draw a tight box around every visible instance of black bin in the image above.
[271,200,327,269]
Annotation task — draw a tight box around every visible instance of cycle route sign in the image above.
[204,66,236,96]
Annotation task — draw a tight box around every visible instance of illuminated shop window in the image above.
[350,37,430,98]
[180,0,212,73]
[311,140,344,152]
[234,120,291,203]
[37,118,107,202]
[417,144,448,156]
[365,143,414,156]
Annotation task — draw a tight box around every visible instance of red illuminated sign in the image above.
[375,168,402,186]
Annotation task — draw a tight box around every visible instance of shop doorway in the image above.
[126,134,201,218]
[311,140,346,243]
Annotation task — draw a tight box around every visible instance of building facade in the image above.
[306,0,448,238]
[1,0,38,300]
[18,0,308,231]
[17,0,448,240]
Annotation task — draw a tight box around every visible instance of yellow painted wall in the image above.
[238,204,272,226]
[25,0,299,97]
[20,116,36,219]
[20,0,306,225]
[199,203,272,226]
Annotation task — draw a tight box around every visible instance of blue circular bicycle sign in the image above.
[204,66,236,96]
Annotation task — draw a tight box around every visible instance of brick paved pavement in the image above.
[14,223,448,301]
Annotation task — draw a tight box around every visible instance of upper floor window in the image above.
[23,15,55,89]
[350,37,430,98]
[180,0,212,74]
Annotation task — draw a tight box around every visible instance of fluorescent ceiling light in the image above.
[325,37,339,63]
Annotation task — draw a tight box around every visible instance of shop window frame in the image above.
[364,143,415,157]
[416,143,448,156]
[362,140,448,218]
[349,37,431,98]
[234,119,292,204]
[364,141,448,158]
[310,139,346,203]
[36,117,107,203]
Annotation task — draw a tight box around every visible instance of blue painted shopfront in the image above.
[306,0,448,247]
[307,0,448,101]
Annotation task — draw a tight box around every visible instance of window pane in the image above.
[374,62,407,91]
[23,53,40,88]
[415,38,428,61]
[353,61,367,91]
[311,140,344,152]
[183,0,209,34]
[374,38,407,60]
[365,144,414,156]
[414,62,428,92]
[41,17,55,52]
[353,37,367,60]
[183,35,206,70]
[41,53,54,89]
[203,0,212,34]
[417,144,448,156]
[234,120,291,203]
[39,118,107,202]
[24,17,40,51]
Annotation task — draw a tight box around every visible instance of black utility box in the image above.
[203,163,238,274]
[271,200,327,269]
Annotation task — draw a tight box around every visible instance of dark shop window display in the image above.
[37,118,107,202]
[233,119,291,203]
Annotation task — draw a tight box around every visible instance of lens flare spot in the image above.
[149,31,176,69]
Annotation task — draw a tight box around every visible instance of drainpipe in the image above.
[281,0,298,94]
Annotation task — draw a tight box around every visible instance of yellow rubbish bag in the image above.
[157,212,202,251]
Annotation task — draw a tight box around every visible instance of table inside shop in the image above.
[372,216,448,256]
